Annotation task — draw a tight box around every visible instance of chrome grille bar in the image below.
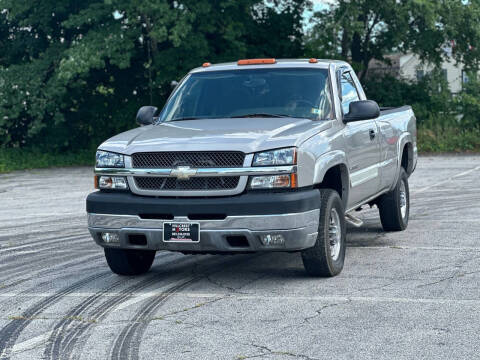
[94,165,297,177]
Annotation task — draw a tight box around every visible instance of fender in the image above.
[312,150,350,208]
[390,132,413,191]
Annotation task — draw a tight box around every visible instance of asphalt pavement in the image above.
[0,155,479,360]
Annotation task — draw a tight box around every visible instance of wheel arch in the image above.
[390,133,414,191]
[312,150,349,209]
[401,141,414,175]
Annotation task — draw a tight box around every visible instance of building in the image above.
[367,53,467,94]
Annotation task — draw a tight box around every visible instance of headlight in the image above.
[252,148,296,166]
[96,150,125,168]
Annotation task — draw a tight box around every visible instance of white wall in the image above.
[398,54,464,94]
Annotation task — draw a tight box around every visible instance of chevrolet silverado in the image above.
[86,58,417,277]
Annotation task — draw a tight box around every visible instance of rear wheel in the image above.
[104,248,156,275]
[301,189,346,277]
[378,168,410,231]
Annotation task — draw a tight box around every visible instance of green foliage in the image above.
[306,0,480,79]
[454,76,480,128]
[0,0,310,151]
[0,148,94,173]
[1,0,479,164]
[418,127,480,153]
[364,71,480,153]
[363,70,456,127]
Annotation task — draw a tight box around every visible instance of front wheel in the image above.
[301,189,346,277]
[104,248,156,275]
[378,168,410,231]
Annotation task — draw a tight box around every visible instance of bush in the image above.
[418,127,480,153]
[363,70,456,127]
[364,71,480,153]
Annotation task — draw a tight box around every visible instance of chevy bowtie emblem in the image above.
[170,166,197,180]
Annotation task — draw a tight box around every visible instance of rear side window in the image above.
[340,72,360,114]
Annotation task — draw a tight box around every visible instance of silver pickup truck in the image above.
[87,58,417,277]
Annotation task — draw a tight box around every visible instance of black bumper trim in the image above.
[86,189,320,217]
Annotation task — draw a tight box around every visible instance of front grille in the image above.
[135,176,240,190]
[132,152,245,168]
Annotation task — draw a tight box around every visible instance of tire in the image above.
[378,168,410,231]
[301,189,346,277]
[104,248,156,275]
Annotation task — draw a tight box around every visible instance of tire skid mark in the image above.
[110,254,260,360]
[43,278,143,360]
[0,278,30,292]
[111,278,198,360]
[0,254,100,289]
[0,232,87,253]
[43,253,190,360]
[0,238,89,268]
[0,272,111,360]
[1,232,88,254]
[0,247,100,284]
[0,228,85,243]
[0,218,85,232]
[0,236,90,271]
[0,254,104,296]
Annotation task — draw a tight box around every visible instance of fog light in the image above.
[260,234,285,246]
[98,176,128,190]
[101,232,120,243]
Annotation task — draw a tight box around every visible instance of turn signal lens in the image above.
[98,176,128,190]
[238,58,276,65]
[290,173,297,188]
[249,174,296,189]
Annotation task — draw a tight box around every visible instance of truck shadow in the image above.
[346,220,391,248]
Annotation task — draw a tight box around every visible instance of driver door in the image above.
[340,71,381,209]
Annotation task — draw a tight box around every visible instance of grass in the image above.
[0,148,94,173]
[1,126,479,173]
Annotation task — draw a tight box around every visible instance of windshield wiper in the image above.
[229,113,289,118]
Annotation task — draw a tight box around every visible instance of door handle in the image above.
[369,129,376,140]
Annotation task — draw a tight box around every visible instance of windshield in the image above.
[159,68,333,122]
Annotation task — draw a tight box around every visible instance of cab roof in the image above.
[190,58,350,73]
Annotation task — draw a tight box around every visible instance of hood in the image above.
[98,117,332,155]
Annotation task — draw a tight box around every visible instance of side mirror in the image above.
[343,100,380,122]
[136,106,159,126]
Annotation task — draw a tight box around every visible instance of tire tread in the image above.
[378,168,409,231]
[104,248,155,276]
[301,189,345,277]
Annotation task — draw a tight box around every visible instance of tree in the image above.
[0,0,310,150]
[306,0,480,81]
[247,0,312,58]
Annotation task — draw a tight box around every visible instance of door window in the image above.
[340,72,360,114]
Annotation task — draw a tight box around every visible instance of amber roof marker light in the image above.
[237,58,276,65]
[202,62,211,67]
[309,58,318,63]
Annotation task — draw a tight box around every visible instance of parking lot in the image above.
[1,155,479,360]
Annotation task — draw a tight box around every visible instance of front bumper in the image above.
[87,190,320,253]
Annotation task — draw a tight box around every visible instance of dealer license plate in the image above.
[163,222,200,243]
